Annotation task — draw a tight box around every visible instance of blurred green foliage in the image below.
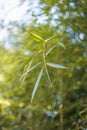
[0,0,87,130]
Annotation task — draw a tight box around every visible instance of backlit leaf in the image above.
[46,45,57,56]
[45,35,57,42]
[46,62,66,69]
[31,68,43,102]
[24,62,42,76]
[21,62,42,88]
[57,42,66,50]
[29,32,44,42]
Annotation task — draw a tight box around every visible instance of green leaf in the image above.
[58,30,64,35]
[46,62,66,69]
[46,45,57,56]
[40,24,46,32]
[29,32,44,42]
[45,35,57,42]
[24,62,42,75]
[20,58,34,88]
[20,62,42,88]
[45,30,64,43]
[31,68,43,103]
[57,42,66,50]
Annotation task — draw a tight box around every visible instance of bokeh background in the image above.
[0,0,87,130]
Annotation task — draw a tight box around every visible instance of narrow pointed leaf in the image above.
[20,58,34,88]
[45,30,64,43]
[46,62,66,69]
[40,24,46,32]
[29,32,44,42]
[46,45,57,56]
[58,30,64,35]
[45,35,57,42]
[57,42,66,49]
[24,62,42,76]
[31,68,43,102]
[20,62,42,88]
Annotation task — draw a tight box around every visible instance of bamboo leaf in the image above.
[20,58,34,88]
[29,32,44,42]
[45,35,57,42]
[20,62,42,88]
[58,30,64,35]
[46,62,66,69]
[57,42,66,50]
[46,45,57,56]
[45,30,64,43]
[31,68,43,102]
[24,62,42,76]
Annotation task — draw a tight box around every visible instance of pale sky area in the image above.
[0,0,40,22]
[0,0,29,23]
[0,0,84,45]
[0,0,39,42]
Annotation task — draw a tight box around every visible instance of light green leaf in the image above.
[20,58,34,88]
[31,68,43,103]
[29,32,44,42]
[46,45,57,56]
[46,62,66,69]
[24,62,42,76]
[40,24,46,32]
[45,35,57,42]
[57,42,66,50]
[45,30,64,43]
[58,30,64,35]
[20,62,42,88]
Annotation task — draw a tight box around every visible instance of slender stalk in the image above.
[59,97,64,130]
[59,78,64,130]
